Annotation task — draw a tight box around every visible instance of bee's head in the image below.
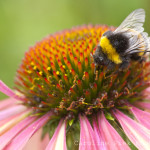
[93,46,105,65]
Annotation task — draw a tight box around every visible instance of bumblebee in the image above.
[93,9,150,70]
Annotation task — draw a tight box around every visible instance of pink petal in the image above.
[23,129,49,150]
[143,87,150,99]
[130,105,150,129]
[0,80,24,101]
[46,119,67,150]
[0,110,31,135]
[0,105,27,121]
[40,133,50,150]
[0,114,19,127]
[0,98,16,110]
[113,109,150,150]
[5,111,52,150]
[144,87,150,95]
[134,102,150,110]
[92,117,107,150]
[79,115,99,150]
[97,112,130,150]
[0,116,36,149]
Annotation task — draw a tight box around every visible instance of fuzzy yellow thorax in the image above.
[100,36,122,64]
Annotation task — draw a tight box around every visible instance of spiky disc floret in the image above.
[15,25,150,120]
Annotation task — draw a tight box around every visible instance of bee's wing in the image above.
[124,32,150,55]
[114,9,145,33]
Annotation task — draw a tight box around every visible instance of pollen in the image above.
[47,67,51,71]
[33,66,37,70]
[39,71,43,76]
[15,25,150,120]
[56,71,60,75]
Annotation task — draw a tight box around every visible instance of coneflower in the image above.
[0,24,150,150]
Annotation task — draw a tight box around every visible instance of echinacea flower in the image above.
[1,24,150,150]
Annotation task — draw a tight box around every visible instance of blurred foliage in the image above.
[0,0,150,99]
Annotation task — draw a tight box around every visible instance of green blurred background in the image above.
[0,0,150,100]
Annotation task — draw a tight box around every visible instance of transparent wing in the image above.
[114,9,145,33]
[124,32,150,55]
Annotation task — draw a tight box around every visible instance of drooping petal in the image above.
[0,116,36,149]
[134,102,150,110]
[5,111,52,150]
[0,80,24,101]
[79,115,99,150]
[0,110,31,135]
[92,117,107,150]
[130,105,150,129]
[40,133,50,150]
[23,129,49,150]
[0,114,18,127]
[145,86,150,92]
[97,112,130,150]
[143,87,150,98]
[0,105,27,121]
[0,98,16,110]
[113,109,150,150]
[46,119,66,150]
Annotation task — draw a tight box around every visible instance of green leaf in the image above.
[105,112,114,121]
[68,119,75,126]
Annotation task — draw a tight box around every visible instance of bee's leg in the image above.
[119,60,130,71]
[131,54,146,63]
[94,64,99,73]
[130,54,141,61]
[106,61,115,71]
[139,56,146,63]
